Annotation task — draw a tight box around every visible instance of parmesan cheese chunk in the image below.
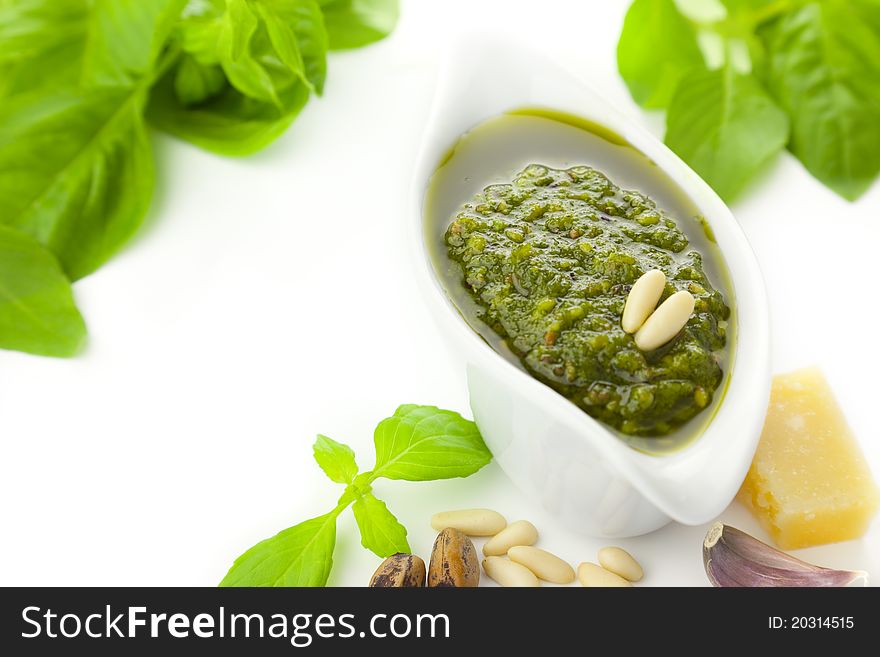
[738,368,879,549]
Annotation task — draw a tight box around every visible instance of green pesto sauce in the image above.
[445,164,729,436]
[428,111,734,443]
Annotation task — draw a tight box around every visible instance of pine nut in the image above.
[598,547,643,582]
[577,562,632,587]
[430,509,507,536]
[634,290,695,351]
[482,520,539,556]
[508,546,575,584]
[482,557,540,587]
[622,269,666,333]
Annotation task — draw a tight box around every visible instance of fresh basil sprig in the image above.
[219,405,492,587]
[0,0,398,358]
[617,0,880,202]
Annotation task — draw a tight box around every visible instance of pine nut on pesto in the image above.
[444,164,729,437]
[622,268,666,334]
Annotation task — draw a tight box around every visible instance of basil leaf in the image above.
[317,0,398,50]
[0,87,154,280]
[759,0,880,200]
[147,72,310,155]
[617,0,706,108]
[173,54,227,106]
[665,66,789,201]
[0,0,184,94]
[0,0,89,98]
[352,492,410,557]
[313,434,359,484]
[721,0,776,17]
[0,0,87,64]
[175,5,223,66]
[258,0,328,94]
[182,0,325,103]
[81,0,187,88]
[370,405,492,482]
[220,511,338,587]
[855,0,880,31]
[217,0,280,104]
[149,0,324,154]
[0,226,86,357]
[281,0,328,93]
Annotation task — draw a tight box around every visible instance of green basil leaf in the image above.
[175,7,223,66]
[267,0,328,93]
[0,0,89,98]
[617,0,706,108]
[147,71,310,155]
[854,0,880,31]
[251,0,328,94]
[721,0,776,17]
[759,0,880,200]
[317,0,398,50]
[370,405,492,482]
[151,0,324,154]
[665,66,789,201]
[81,0,187,88]
[0,226,86,357]
[173,54,227,106]
[181,0,326,103]
[352,492,409,557]
[217,0,280,104]
[0,0,184,94]
[0,0,87,64]
[313,434,359,484]
[220,511,338,586]
[0,88,154,280]
[255,2,305,84]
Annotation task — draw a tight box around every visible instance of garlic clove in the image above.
[703,523,869,587]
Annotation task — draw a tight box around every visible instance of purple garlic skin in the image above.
[703,523,869,588]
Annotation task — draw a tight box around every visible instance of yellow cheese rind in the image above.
[738,368,879,549]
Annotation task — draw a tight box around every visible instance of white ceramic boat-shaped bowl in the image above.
[410,38,771,537]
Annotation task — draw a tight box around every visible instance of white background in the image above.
[1,0,878,587]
